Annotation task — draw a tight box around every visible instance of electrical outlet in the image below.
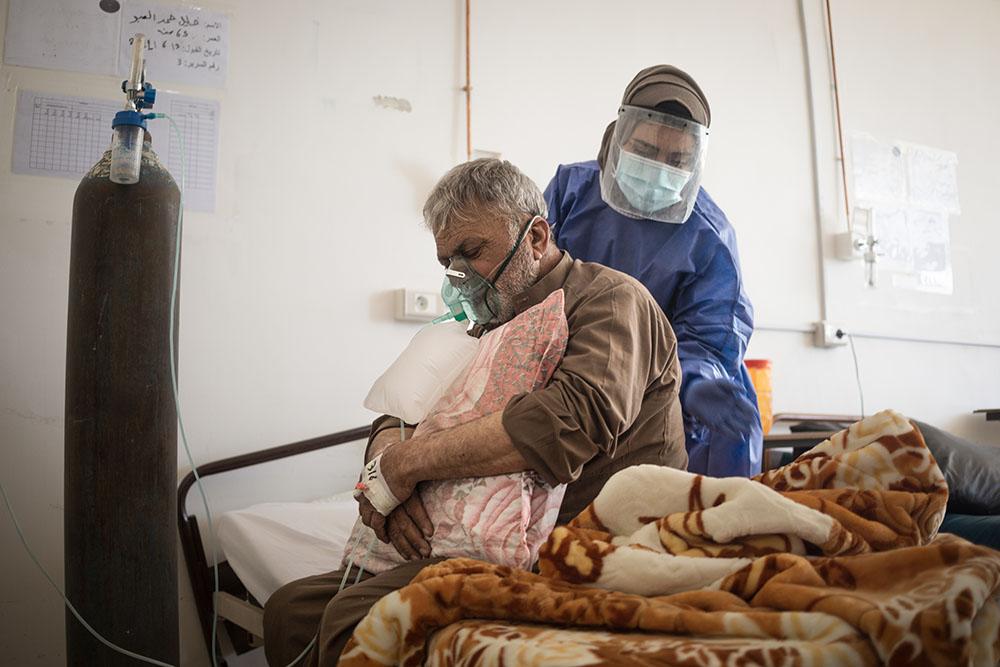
[813,321,848,347]
[394,288,443,322]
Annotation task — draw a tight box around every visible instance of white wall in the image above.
[1,1,998,665]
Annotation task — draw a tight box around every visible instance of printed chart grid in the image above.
[14,90,219,211]
[167,100,217,193]
[28,97,119,176]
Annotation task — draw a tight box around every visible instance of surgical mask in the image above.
[435,216,537,326]
[614,151,692,215]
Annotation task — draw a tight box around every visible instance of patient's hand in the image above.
[378,443,416,503]
[358,493,433,560]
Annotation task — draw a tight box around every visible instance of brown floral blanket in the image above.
[339,410,1000,666]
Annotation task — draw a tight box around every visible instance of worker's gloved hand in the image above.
[683,377,758,441]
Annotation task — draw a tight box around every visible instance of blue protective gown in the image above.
[545,160,762,477]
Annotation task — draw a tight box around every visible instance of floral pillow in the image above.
[343,290,569,573]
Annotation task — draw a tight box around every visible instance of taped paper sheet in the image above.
[120,3,230,88]
[3,0,120,76]
[4,0,229,88]
[850,133,959,294]
[12,89,219,212]
[11,91,121,179]
[162,94,220,212]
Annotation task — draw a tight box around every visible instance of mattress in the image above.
[216,491,358,604]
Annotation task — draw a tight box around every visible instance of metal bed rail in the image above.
[177,425,371,662]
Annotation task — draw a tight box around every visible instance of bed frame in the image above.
[177,425,371,664]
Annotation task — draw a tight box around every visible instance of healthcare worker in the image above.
[545,65,762,477]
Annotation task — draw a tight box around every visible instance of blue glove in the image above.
[683,378,758,442]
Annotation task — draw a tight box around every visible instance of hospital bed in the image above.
[177,413,857,655]
[177,425,370,663]
[177,415,868,664]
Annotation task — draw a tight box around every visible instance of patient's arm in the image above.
[365,419,416,462]
[359,419,429,559]
[379,412,531,502]
[361,413,531,559]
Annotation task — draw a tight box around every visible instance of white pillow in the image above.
[363,320,481,424]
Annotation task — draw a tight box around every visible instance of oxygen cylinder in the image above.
[64,130,181,665]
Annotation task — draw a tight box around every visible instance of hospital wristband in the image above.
[353,453,402,516]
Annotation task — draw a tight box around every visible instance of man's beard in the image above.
[491,244,538,324]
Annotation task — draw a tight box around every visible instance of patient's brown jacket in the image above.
[372,251,687,525]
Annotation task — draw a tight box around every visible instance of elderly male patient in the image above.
[264,158,687,666]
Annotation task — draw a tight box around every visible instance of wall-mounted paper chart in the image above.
[162,95,220,212]
[12,89,220,212]
[3,0,229,88]
[3,0,120,76]
[11,91,120,178]
[850,132,960,295]
[120,3,230,88]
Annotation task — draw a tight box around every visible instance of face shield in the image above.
[438,216,538,326]
[599,105,709,224]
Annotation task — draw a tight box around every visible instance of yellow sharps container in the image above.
[745,359,773,435]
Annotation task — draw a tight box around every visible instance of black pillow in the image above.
[912,419,1000,515]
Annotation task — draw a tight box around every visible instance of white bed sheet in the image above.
[216,491,358,605]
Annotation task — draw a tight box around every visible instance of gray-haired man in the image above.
[264,159,687,666]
